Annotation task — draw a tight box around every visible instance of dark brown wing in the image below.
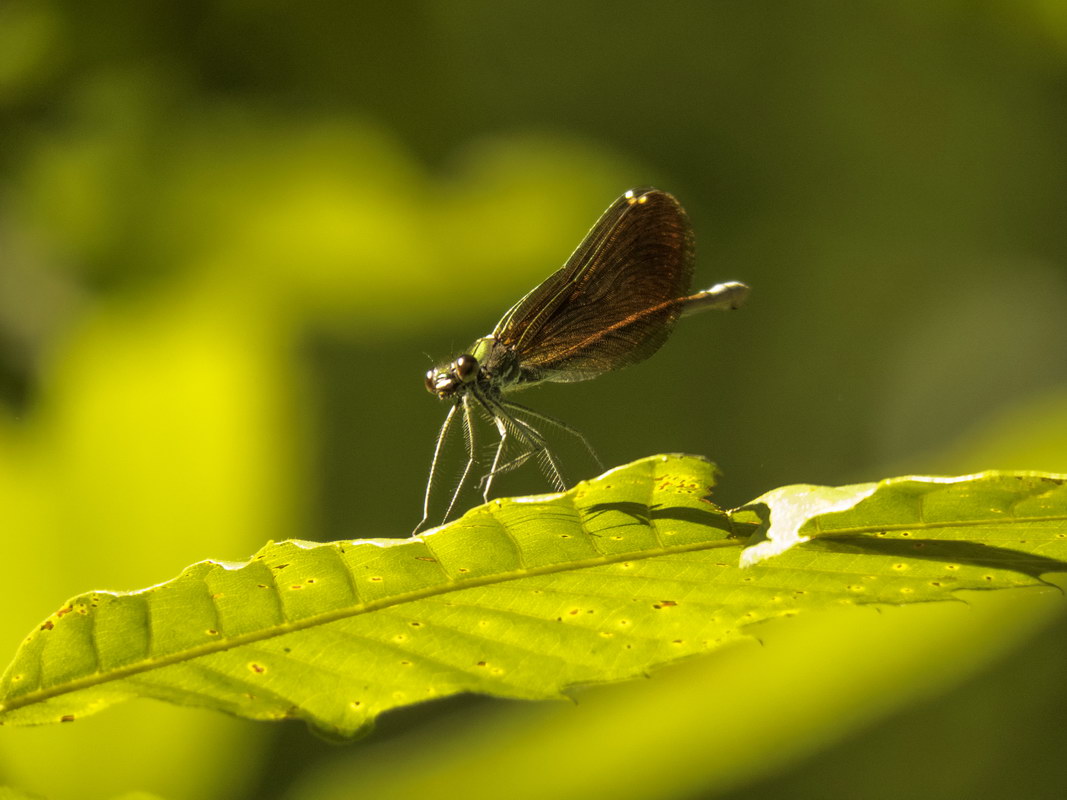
[492,187,695,384]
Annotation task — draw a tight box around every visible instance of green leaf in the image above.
[737,471,1067,573]
[2,455,1066,739]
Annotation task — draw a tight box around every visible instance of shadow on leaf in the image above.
[808,534,1067,584]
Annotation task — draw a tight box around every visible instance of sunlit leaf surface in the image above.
[3,455,1065,738]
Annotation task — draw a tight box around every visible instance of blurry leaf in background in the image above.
[0,1,65,105]
[7,69,636,331]
[2,284,299,594]
[1012,0,1067,54]
[168,124,635,332]
[155,117,432,324]
[0,286,297,798]
[43,289,299,569]
[1,701,264,800]
[939,385,1067,474]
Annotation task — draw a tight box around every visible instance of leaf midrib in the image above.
[2,535,742,713]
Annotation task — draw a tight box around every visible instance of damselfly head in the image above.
[425,354,479,400]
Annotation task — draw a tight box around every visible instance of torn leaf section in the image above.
[737,470,1067,567]
[739,483,878,567]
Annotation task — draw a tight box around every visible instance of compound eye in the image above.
[424,370,437,394]
[454,354,478,382]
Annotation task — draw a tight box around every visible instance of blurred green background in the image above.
[2,2,1067,799]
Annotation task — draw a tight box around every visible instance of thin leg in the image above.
[416,403,458,533]
[499,399,604,471]
[442,398,478,524]
[481,395,568,492]
[482,417,554,490]
[483,413,510,502]
[514,416,567,491]
[468,387,525,501]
